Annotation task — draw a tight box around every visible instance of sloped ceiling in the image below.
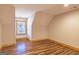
[14,4,79,16]
[14,4,79,26]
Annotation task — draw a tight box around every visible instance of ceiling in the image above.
[14,4,79,17]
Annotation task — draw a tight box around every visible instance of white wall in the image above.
[48,9,79,48]
[32,11,53,40]
[15,8,35,18]
[0,5,16,47]
[27,15,35,40]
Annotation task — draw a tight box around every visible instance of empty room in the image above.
[0,4,79,55]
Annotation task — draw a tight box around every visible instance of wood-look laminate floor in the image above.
[1,39,79,55]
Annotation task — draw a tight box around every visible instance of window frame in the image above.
[16,18,27,35]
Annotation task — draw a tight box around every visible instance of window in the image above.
[16,18,27,35]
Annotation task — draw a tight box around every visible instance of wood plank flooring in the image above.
[1,39,79,55]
